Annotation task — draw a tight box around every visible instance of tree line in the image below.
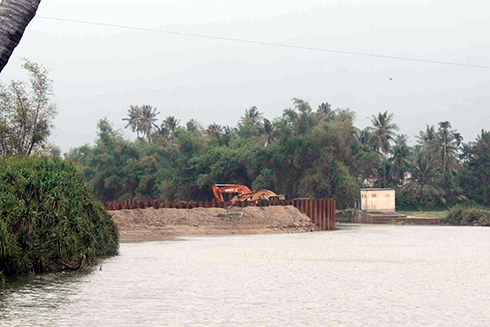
[1,61,488,210]
[65,100,489,210]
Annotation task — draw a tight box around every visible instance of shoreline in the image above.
[112,206,317,243]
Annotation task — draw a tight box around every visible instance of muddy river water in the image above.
[1,224,489,326]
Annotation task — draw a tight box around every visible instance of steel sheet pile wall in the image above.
[104,198,335,231]
[292,198,336,231]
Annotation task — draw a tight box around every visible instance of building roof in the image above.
[360,188,395,191]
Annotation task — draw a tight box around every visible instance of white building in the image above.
[360,188,396,212]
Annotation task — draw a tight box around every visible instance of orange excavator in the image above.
[212,184,280,204]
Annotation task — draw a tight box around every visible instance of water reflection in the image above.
[1,224,489,327]
[1,269,96,325]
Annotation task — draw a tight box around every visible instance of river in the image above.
[1,224,489,326]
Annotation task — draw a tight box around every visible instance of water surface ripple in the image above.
[1,224,489,326]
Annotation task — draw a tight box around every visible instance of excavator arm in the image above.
[212,184,253,202]
[213,184,279,203]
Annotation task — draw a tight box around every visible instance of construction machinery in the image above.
[212,184,280,204]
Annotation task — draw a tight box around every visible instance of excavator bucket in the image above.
[213,184,279,204]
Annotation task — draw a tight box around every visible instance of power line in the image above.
[37,16,489,69]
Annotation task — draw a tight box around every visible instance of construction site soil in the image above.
[110,206,316,242]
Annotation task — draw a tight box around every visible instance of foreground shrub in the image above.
[444,205,490,226]
[0,156,119,278]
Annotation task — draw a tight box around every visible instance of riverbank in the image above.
[110,206,316,242]
[0,156,119,279]
[336,210,445,225]
[337,208,490,226]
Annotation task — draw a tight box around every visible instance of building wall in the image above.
[360,189,396,212]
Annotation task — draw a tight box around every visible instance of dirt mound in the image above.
[110,205,316,241]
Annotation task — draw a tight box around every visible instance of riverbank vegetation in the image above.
[1,62,118,281]
[444,205,490,226]
[398,211,449,218]
[0,156,119,278]
[66,100,490,213]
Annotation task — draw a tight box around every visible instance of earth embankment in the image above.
[110,205,316,242]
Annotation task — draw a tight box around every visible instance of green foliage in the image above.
[122,105,160,142]
[396,194,419,211]
[401,149,445,202]
[444,205,490,226]
[69,99,489,212]
[70,100,362,207]
[390,134,411,185]
[0,60,57,156]
[396,193,444,211]
[0,156,119,278]
[368,110,398,155]
[460,130,490,206]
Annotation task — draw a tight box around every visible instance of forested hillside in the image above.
[66,99,490,210]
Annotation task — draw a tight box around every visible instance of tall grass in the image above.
[0,156,118,279]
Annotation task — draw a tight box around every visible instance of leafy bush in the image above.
[396,194,421,211]
[0,156,119,278]
[444,205,490,226]
[396,193,455,211]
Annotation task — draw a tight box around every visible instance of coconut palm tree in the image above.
[470,130,490,205]
[368,111,398,155]
[315,102,336,124]
[162,116,180,146]
[435,121,461,174]
[122,105,142,138]
[390,134,411,185]
[139,105,160,143]
[356,128,372,151]
[263,118,276,146]
[239,106,263,138]
[0,0,41,73]
[368,111,398,187]
[219,125,235,147]
[240,106,263,126]
[439,121,451,174]
[453,132,463,146]
[401,148,445,202]
[416,124,437,146]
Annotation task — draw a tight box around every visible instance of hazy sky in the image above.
[1,0,489,153]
